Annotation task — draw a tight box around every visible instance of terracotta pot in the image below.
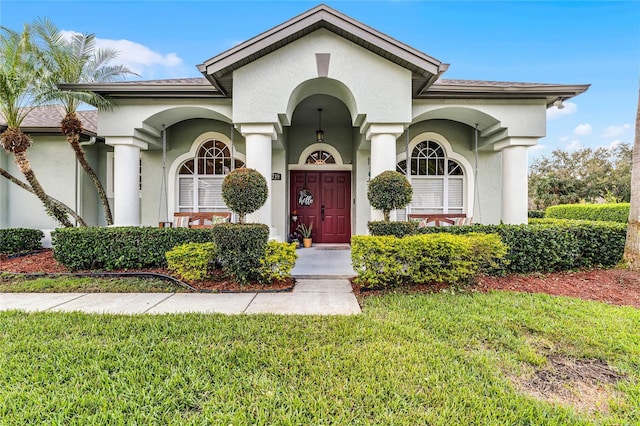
[303,238,312,248]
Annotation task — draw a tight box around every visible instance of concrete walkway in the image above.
[0,245,361,316]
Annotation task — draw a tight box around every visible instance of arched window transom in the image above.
[305,150,336,165]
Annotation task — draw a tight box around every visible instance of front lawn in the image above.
[0,274,186,293]
[1,292,638,424]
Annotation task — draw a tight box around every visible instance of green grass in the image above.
[1,292,638,424]
[0,274,186,293]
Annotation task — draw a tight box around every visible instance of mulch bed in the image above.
[2,250,640,307]
[0,250,293,293]
[352,269,640,309]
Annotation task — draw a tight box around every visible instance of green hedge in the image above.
[528,210,545,219]
[545,203,630,223]
[211,223,269,284]
[351,233,506,288]
[0,228,44,255]
[419,220,626,273]
[368,221,419,238]
[52,227,213,271]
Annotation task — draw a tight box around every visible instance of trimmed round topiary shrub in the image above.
[367,170,413,221]
[222,168,268,223]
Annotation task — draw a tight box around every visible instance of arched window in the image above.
[177,140,244,212]
[397,140,465,215]
[305,150,336,165]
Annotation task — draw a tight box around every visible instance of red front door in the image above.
[290,171,351,243]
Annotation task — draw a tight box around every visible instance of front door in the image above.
[290,171,351,243]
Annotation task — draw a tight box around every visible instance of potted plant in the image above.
[297,222,313,248]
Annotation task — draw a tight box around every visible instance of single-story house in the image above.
[0,4,588,243]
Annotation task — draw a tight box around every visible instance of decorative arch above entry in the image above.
[293,143,349,170]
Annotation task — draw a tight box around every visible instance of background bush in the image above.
[211,223,269,284]
[0,228,43,255]
[52,227,213,271]
[351,233,506,288]
[545,203,629,223]
[166,242,218,282]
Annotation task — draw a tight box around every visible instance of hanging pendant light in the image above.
[315,108,324,142]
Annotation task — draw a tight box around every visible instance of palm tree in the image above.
[0,24,73,227]
[623,86,640,271]
[34,18,137,226]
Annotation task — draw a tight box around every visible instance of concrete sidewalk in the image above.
[0,279,361,315]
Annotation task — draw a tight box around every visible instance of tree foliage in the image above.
[0,24,73,227]
[32,18,137,226]
[367,170,413,221]
[221,168,268,224]
[528,144,632,209]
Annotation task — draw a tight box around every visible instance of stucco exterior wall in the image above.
[3,137,79,229]
[233,29,412,126]
[98,99,233,142]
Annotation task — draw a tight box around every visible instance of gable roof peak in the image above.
[197,3,447,96]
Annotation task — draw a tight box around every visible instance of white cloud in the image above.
[573,123,592,136]
[560,136,571,142]
[60,30,187,79]
[602,123,631,139]
[566,139,582,151]
[546,101,577,120]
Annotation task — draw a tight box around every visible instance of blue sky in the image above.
[2,0,638,164]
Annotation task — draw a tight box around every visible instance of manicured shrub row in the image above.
[166,242,218,282]
[211,223,270,284]
[52,227,213,271]
[0,228,43,254]
[351,233,506,288]
[419,220,626,273]
[166,240,297,284]
[528,210,545,218]
[368,221,418,238]
[545,203,630,223]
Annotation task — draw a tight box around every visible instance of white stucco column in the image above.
[496,139,536,224]
[366,124,405,221]
[240,124,278,238]
[107,138,147,226]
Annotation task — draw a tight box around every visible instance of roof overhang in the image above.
[197,4,448,97]
[57,79,223,99]
[420,80,590,106]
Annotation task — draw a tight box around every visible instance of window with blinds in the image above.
[177,139,244,212]
[395,140,465,217]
